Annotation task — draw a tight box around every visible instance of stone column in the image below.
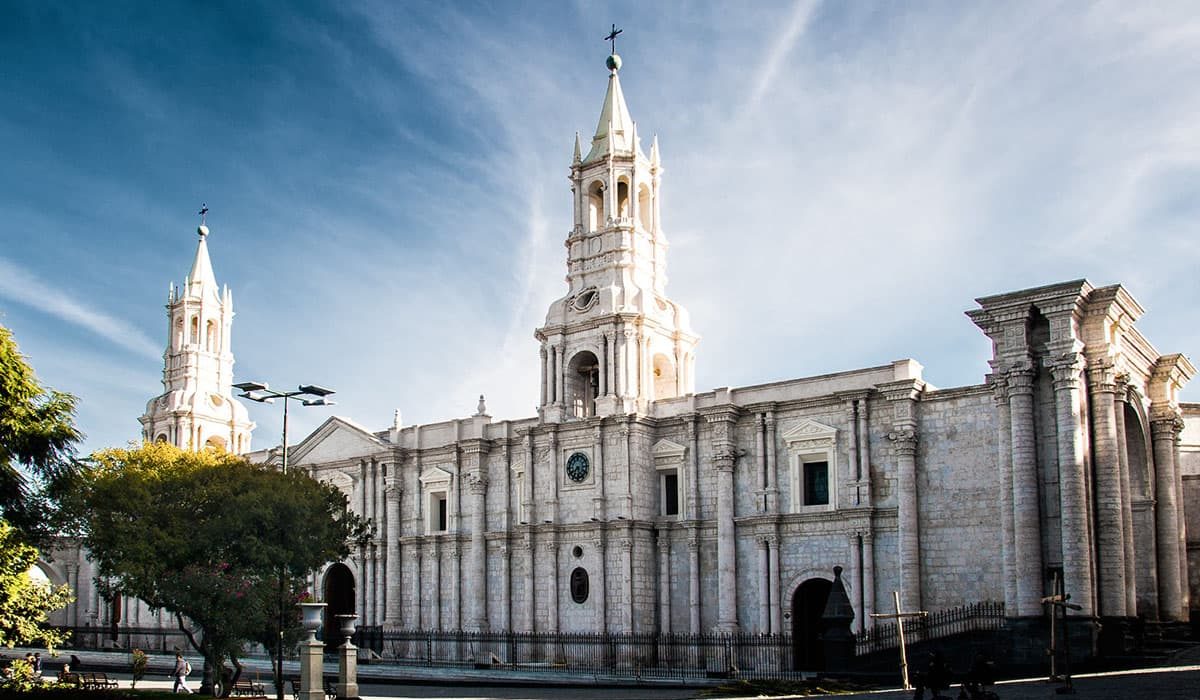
[385,481,402,624]
[598,335,607,396]
[64,563,79,626]
[430,541,443,629]
[1051,353,1094,617]
[556,345,566,405]
[883,380,922,611]
[757,538,770,632]
[658,535,671,634]
[992,376,1017,613]
[847,401,860,506]
[765,411,779,513]
[605,332,617,396]
[621,537,634,633]
[547,540,560,634]
[614,330,626,398]
[707,409,740,631]
[1087,361,1126,616]
[468,472,489,631]
[594,535,608,634]
[449,543,461,630]
[756,417,768,514]
[366,547,377,625]
[862,531,875,627]
[686,418,700,517]
[1113,384,1138,616]
[768,535,782,635]
[1151,409,1184,621]
[1007,366,1045,616]
[413,546,423,629]
[847,533,862,634]
[688,536,701,634]
[857,400,871,503]
[498,540,510,631]
[624,329,638,399]
[522,534,536,631]
[540,346,548,406]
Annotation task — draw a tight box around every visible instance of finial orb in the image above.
[197,224,209,238]
[606,53,622,72]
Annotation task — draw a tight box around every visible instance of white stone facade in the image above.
[44,53,1200,644]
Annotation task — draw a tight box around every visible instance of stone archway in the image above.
[323,563,355,647]
[791,578,833,671]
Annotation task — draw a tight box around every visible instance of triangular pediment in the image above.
[652,438,687,460]
[419,466,452,485]
[782,419,838,445]
[288,416,386,466]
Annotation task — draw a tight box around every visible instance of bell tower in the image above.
[536,51,699,422]
[139,218,254,453]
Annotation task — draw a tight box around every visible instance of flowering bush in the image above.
[130,648,148,688]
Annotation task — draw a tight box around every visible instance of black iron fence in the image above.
[52,626,196,654]
[855,601,1006,656]
[355,628,801,680]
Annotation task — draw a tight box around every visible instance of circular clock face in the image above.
[566,452,590,483]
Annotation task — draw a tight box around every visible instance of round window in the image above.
[572,545,584,559]
[570,567,589,604]
[566,452,590,483]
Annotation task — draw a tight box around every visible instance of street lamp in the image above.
[233,381,335,700]
[233,382,336,474]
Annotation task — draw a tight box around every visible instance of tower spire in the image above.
[583,42,639,164]
[189,207,218,294]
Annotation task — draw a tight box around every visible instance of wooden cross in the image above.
[198,203,209,225]
[870,591,927,690]
[604,24,623,54]
[1041,571,1081,693]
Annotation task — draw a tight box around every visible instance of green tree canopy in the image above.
[59,443,368,694]
[0,519,74,648]
[0,323,82,541]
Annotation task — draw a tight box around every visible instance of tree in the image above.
[59,443,368,696]
[0,323,82,541]
[0,519,74,649]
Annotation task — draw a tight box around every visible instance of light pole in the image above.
[233,381,335,700]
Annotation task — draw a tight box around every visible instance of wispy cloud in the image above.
[747,0,820,111]
[0,257,161,361]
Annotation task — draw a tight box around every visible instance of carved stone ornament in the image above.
[782,419,838,450]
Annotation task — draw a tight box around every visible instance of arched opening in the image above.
[616,180,630,219]
[189,315,199,345]
[637,184,652,230]
[323,563,356,648]
[567,351,600,418]
[174,318,184,349]
[587,181,605,231]
[652,353,677,401]
[1124,401,1155,616]
[155,433,168,444]
[1125,403,1150,499]
[791,578,832,671]
[205,320,217,352]
[204,436,227,452]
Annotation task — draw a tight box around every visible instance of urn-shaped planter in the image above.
[336,613,358,643]
[299,603,327,642]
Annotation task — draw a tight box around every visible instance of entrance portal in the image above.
[791,578,833,671]
[323,563,355,648]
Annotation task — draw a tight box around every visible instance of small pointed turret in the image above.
[583,53,639,164]
[188,224,219,295]
[650,134,660,168]
[573,132,582,165]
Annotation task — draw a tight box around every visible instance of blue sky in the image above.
[2,2,1198,454]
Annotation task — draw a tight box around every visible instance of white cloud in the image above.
[0,257,161,361]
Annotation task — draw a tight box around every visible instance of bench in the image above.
[79,672,119,690]
[231,678,266,697]
[288,677,337,700]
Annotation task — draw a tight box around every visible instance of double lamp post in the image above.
[233,381,335,700]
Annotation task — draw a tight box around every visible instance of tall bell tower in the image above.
[139,218,254,453]
[536,50,699,422]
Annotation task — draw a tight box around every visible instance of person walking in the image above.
[171,652,192,694]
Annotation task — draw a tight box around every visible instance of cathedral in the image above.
[45,50,1199,663]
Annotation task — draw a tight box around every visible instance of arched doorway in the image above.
[323,563,355,648]
[791,578,832,671]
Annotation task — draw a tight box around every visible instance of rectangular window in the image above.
[803,461,829,506]
[662,471,679,516]
[436,494,448,531]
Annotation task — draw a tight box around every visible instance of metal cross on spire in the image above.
[198,203,209,225]
[605,24,623,54]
